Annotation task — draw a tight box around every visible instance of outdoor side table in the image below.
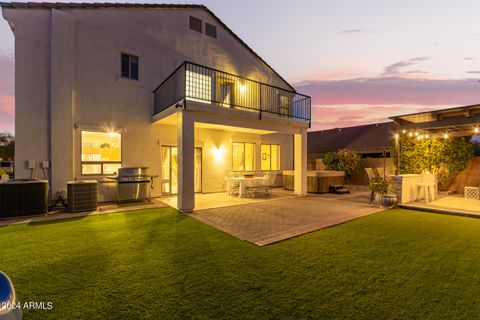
[464,186,480,200]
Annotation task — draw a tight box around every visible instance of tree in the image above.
[0,132,14,160]
[391,135,474,190]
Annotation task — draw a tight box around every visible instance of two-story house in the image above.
[1,2,310,212]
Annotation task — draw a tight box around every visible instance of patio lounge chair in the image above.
[376,167,385,180]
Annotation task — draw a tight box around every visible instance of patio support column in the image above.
[294,128,307,195]
[177,110,195,212]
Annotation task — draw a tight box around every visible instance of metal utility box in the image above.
[0,179,48,219]
[67,181,98,213]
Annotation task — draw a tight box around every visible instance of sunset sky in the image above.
[1,0,479,133]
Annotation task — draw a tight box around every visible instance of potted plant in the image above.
[368,178,397,208]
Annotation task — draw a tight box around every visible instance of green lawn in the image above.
[1,208,480,319]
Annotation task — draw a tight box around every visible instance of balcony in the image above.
[153,62,311,123]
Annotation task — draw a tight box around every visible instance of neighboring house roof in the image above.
[0,2,295,92]
[308,122,399,155]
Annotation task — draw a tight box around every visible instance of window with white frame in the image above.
[232,142,255,171]
[81,131,122,175]
[261,144,280,171]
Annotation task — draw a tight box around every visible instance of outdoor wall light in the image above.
[239,83,247,94]
[212,145,225,162]
[475,127,479,134]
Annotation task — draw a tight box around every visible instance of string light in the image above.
[408,132,413,137]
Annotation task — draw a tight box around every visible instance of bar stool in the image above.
[416,182,437,203]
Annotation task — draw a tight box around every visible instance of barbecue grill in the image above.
[115,167,151,202]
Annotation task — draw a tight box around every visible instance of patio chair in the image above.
[245,177,263,198]
[225,172,240,196]
[261,171,277,195]
[376,167,386,180]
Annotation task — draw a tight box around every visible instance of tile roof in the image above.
[0,2,203,9]
[308,122,399,154]
[0,2,295,92]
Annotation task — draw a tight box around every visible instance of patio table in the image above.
[229,176,264,198]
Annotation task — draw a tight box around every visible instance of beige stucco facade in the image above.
[2,4,309,211]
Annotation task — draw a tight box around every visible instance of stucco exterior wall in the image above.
[2,6,301,202]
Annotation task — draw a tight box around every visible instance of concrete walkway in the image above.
[0,199,167,227]
[189,192,384,246]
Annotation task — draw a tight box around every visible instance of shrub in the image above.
[323,149,361,179]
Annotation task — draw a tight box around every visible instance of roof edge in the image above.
[308,121,396,134]
[0,2,295,91]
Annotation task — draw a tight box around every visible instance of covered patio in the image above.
[160,188,296,211]
[152,104,309,212]
[390,104,480,215]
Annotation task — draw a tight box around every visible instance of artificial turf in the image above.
[1,208,480,319]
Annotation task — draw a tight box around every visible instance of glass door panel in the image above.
[161,146,201,195]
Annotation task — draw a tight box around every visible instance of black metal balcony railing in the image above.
[153,62,311,123]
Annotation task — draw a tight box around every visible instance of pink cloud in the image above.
[308,104,454,131]
[296,77,480,106]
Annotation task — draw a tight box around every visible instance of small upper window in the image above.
[189,16,202,33]
[205,23,217,38]
[121,53,139,80]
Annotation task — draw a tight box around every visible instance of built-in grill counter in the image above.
[283,170,345,193]
[111,167,151,202]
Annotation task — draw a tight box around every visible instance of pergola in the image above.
[389,104,480,174]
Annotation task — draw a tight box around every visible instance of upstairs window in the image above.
[189,16,202,33]
[121,53,139,80]
[205,23,217,38]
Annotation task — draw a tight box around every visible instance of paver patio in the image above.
[189,191,384,246]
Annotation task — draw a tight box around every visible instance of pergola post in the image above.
[395,134,400,175]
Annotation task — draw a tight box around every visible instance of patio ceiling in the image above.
[390,104,480,137]
[153,112,276,134]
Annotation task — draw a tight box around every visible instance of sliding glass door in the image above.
[161,146,202,195]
